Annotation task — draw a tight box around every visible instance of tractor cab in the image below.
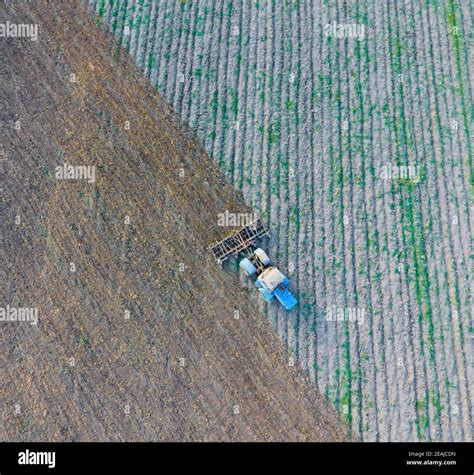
[255,267,298,310]
[257,267,285,291]
[240,249,297,311]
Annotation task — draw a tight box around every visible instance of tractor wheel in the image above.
[240,258,257,276]
[254,248,270,266]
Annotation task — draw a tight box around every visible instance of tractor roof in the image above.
[258,267,285,292]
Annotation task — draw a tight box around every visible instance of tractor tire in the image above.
[240,258,257,276]
[254,248,270,266]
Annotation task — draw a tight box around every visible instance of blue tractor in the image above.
[210,218,298,310]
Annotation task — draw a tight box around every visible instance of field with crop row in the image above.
[87,0,473,441]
